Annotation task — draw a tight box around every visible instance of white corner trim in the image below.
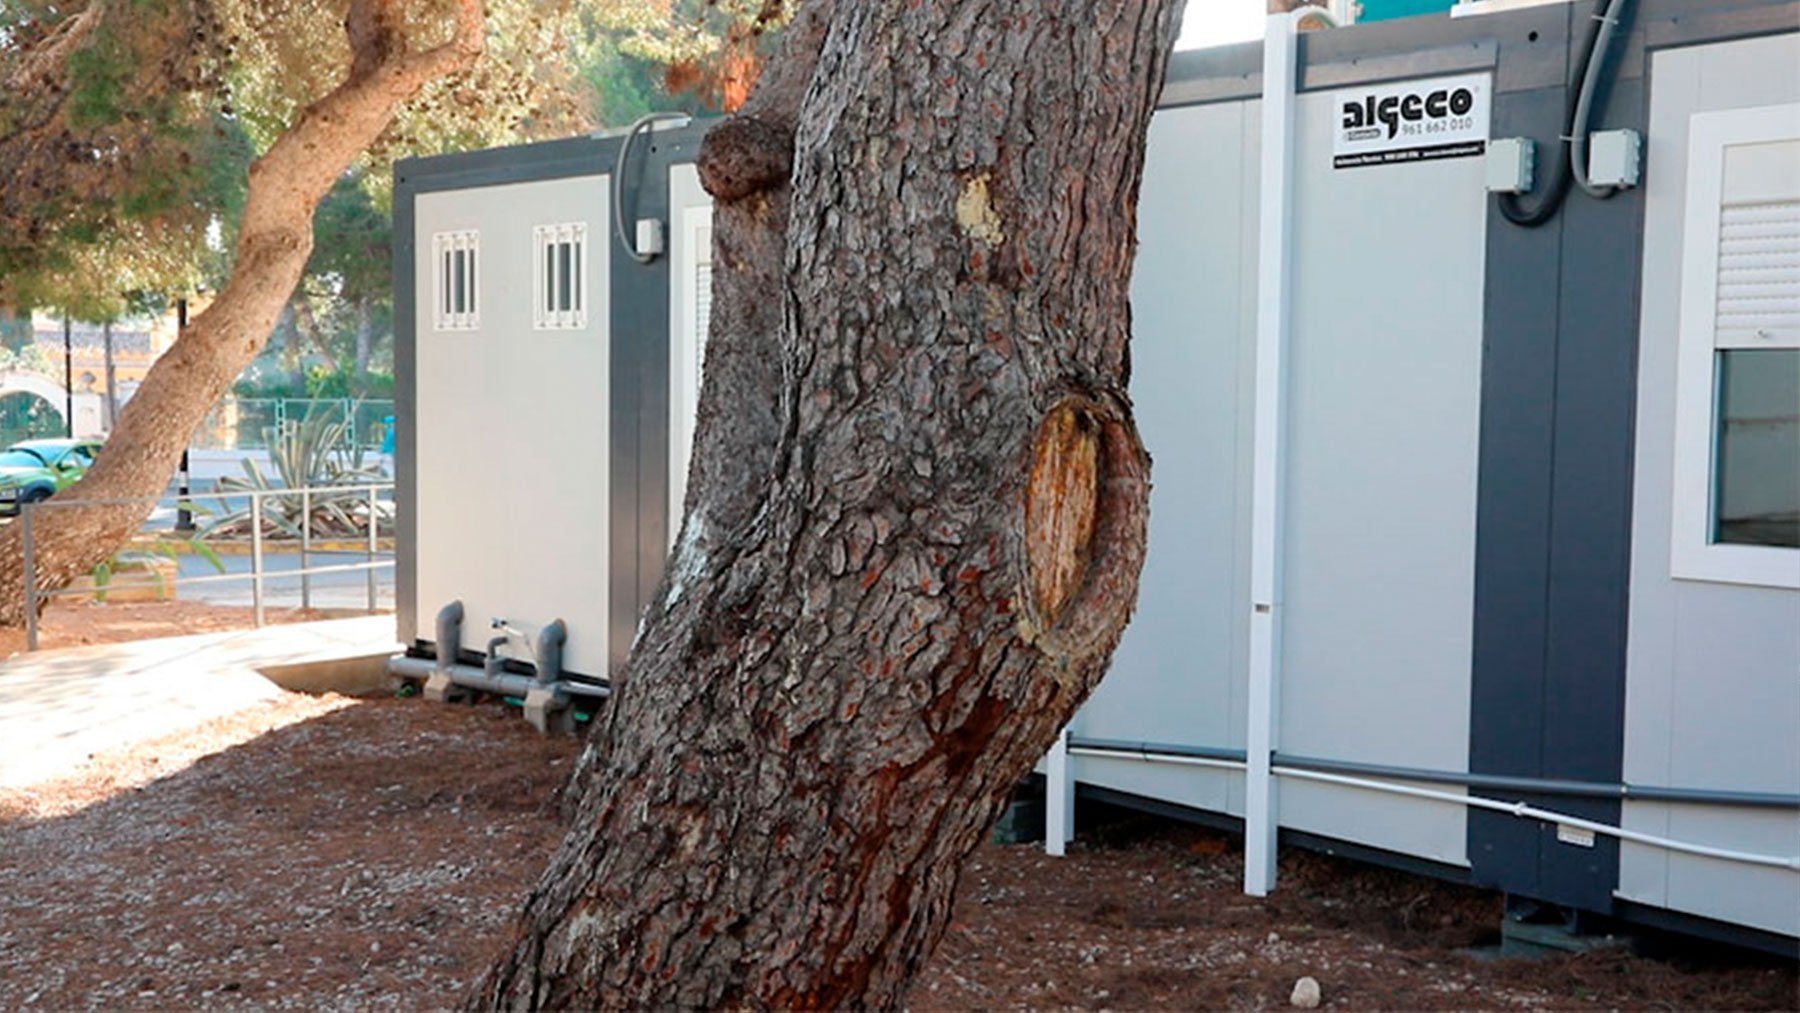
[1244,8,1304,899]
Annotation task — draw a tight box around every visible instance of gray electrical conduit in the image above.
[1569,0,1634,198]
[1068,738,1800,808]
[1276,766,1800,872]
[613,112,694,264]
[1063,746,1800,872]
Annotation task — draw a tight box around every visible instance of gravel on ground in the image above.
[0,694,1792,1010]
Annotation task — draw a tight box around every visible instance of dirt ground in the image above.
[0,693,1794,1010]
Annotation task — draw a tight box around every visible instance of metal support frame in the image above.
[366,485,380,612]
[300,486,312,610]
[249,495,266,627]
[1045,727,1075,856]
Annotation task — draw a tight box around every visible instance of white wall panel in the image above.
[1274,85,1489,865]
[1073,99,1260,819]
[414,175,612,677]
[1624,33,1800,938]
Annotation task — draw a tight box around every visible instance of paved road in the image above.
[177,549,395,611]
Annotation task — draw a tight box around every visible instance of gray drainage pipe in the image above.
[387,655,611,700]
[434,600,464,680]
[534,618,566,685]
[388,602,609,733]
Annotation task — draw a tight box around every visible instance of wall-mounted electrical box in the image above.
[1486,136,1536,193]
[1588,128,1643,189]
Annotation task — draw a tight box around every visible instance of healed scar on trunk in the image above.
[1025,399,1102,629]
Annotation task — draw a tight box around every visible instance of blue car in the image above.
[0,439,102,515]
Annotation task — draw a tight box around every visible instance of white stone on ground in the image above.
[1291,975,1322,1008]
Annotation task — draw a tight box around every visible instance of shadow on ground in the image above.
[0,696,1793,1010]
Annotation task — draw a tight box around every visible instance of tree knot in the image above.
[1017,391,1150,674]
[698,116,794,204]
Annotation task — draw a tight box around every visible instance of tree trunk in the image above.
[476,0,1182,1007]
[102,319,117,431]
[0,0,486,625]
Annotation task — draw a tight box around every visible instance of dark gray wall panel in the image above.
[1537,76,1647,904]
[1469,6,1654,914]
[608,128,704,675]
[1469,80,1566,900]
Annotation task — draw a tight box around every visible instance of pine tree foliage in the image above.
[0,0,589,314]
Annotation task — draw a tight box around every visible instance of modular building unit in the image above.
[1061,0,1799,954]
[392,0,1798,954]
[392,121,713,690]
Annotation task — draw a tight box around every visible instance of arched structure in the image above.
[0,371,68,409]
[0,370,106,440]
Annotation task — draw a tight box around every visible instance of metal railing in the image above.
[19,481,395,652]
[191,398,396,452]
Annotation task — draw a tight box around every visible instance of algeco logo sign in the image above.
[1332,72,1491,170]
[1342,85,1478,141]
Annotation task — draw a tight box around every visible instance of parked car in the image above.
[0,439,103,515]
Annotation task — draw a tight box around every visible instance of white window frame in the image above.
[431,230,480,331]
[1669,103,1800,589]
[533,222,589,330]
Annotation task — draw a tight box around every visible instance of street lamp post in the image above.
[61,314,72,438]
[177,298,194,531]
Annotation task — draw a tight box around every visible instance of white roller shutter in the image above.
[1716,199,1800,346]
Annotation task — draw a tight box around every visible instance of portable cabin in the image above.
[391,0,1798,953]
[388,120,714,725]
[1053,0,1799,955]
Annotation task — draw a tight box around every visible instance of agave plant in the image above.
[86,539,226,603]
[199,406,389,541]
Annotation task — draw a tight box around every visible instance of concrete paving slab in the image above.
[0,616,399,789]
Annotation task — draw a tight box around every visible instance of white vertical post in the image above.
[21,501,38,652]
[300,486,312,610]
[250,493,266,628]
[366,485,380,612]
[1044,727,1074,857]
[1245,9,1303,898]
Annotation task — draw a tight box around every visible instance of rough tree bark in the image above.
[477,0,1183,1006]
[0,0,485,624]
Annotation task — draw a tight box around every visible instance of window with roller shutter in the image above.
[1671,104,1800,587]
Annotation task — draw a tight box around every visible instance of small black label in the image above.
[1333,140,1489,170]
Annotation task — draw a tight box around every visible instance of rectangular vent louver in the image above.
[695,261,713,345]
